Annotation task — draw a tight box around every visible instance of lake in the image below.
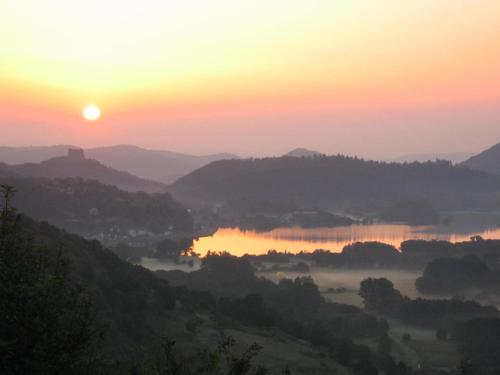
[192,223,500,256]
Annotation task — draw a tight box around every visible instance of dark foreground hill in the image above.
[2,210,380,374]
[0,174,193,244]
[168,155,500,212]
[20,215,179,354]
[462,142,500,175]
[2,150,164,193]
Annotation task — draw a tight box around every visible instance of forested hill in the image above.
[168,155,500,212]
[2,155,165,193]
[18,215,179,354]
[0,175,193,243]
[462,142,500,175]
[0,145,238,184]
[5,210,395,373]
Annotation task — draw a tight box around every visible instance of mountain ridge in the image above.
[391,151,474,164]
[461,142,500,175]
[0,174,193,244]
[284,147,323,158]
[168,155,500,212]
[3,152,165,193]
[0,145,238,183]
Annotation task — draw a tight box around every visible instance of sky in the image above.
[1,0,500,158]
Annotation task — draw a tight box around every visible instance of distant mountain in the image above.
[85,145,238,183]
[3,149,165,193]
[0,145,76,164]
[0,145,238,183]
[462,143,500,175]
[391,152,474,164]
[284,147,323,158]
[168,155,500,213]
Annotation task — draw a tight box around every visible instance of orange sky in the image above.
[1,0,500,157]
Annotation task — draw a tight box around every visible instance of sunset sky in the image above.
[1,0,500,158]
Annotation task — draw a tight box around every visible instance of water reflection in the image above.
[193,224,500,256]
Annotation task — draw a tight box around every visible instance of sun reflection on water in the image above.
[193,224,500,256]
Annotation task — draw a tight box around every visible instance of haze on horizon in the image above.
[1,0,500,158]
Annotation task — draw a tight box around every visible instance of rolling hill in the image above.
[0,145,75,164]
[0,145,238,183]
[86,144,238,183]
[8,214,358,373]
[462,142,500,175]
[2,149,165,193]
[19,215,179,354]
[168,155,500,213]
[284,147,323,158]
[0,173,193,243]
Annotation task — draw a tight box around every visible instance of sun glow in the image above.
[2,0,499,106]
[82,105,101,121]
[1,1,500,150]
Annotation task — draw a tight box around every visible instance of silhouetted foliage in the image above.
[169,155,500,212]
[342,242,401,268]
[378,198,440,225]
[157,253,405,373]
[416,255,498,295]
[1,153,164,193]
[218,294,278,327]
[359,278,404,314]
[248,237,500,273]
[155,238,193,258]
[360,277,498,327]
[0,185,102,374]
[436,327,449,341]
[462,142,500,176]
[289,261,310,273]
[0,176,193,243]
[377,334,393,355]
[131,335,275,375]
[453,318,500,372]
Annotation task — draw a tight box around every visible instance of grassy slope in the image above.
[22,216,353,372]
[261,267,460,369]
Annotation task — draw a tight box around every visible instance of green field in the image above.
[259,267,422,308]
[387,319,459,369]
[174,313,352,375]
[260,266,461,370]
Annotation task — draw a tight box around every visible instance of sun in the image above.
[82,104,101,121]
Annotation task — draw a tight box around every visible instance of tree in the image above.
[415,256,491,295]
[377,334,393,355]
[454,318,500,370]
[133,335,272,375]
[359,278,403,314]
[0,185,102,375]
[436,327,448,341]
[457,359,477,375]
[401,333,411,343]
[155,238,192,259]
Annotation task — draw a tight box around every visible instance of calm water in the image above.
[193,224,500,256]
